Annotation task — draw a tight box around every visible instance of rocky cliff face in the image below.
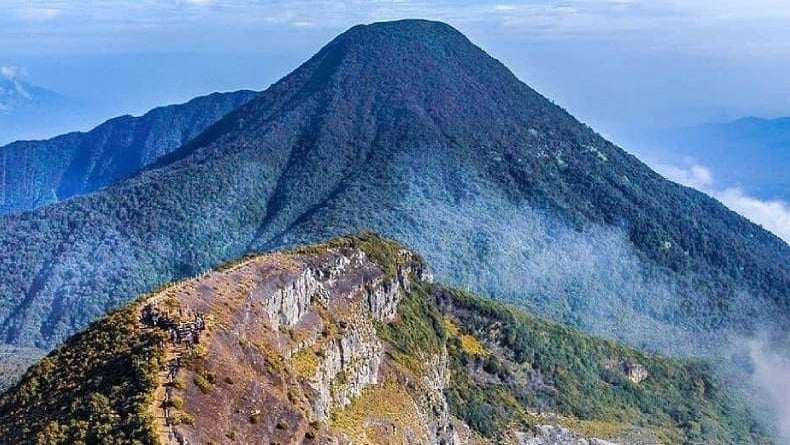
[519,425,618,445]
[137,235,458,445]
[0,235,771,445]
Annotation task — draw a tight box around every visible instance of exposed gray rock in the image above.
[624,362,649,384]
[415,348,463,445]
[518,425,619,445]
[261,267,323,331]
[309,315,384,420]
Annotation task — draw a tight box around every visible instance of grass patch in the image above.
[445,318,487,356]
[194,373,214,394]
[330,380,427,444]
[291,348,319,379]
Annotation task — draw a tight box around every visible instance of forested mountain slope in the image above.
[0,20,787,359]
[0,89,256,214]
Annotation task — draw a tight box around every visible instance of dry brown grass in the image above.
[444,318,487,356]
[330,379,429,444]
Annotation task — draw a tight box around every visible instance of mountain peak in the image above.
[335,19,465,45]
[160,16,565,169]
[345,18,459,35]
[287,17,503,96]
[1,19,787,372]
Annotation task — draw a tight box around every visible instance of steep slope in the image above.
[0,345,43,392]
[0,89,256,214]
[0,20,787,358]
[0,235,771,445]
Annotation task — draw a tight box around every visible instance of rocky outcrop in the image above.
[366,252,432,323]
[518,426,618,445]
[415,348,462,445]
[624,362,649,384]
[367,277,403,322]
[260,247,425,330]
[309,317,384,419]
[260,267,324,331]
[144,240,440,444]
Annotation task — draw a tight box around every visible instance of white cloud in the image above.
[749,340,790,441]
[3,0,790,57]
[13,7,61,22]
[657,162,790,243]
[718,188,790,243]
[1,66,22,80]
[656,163,713,189]
[291,20,316,28]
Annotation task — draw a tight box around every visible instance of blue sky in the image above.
[1,0,789,240]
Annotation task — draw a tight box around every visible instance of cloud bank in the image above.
[749,339,790,441]
[657,162,790,243]
[0,66,23,80]
[718,188,790,243]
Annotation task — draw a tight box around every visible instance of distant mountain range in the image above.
[0,18,787,368]
[0,74,68,115]
[0,90,257,214]
[0,74,85,145]
[638,116,790,202]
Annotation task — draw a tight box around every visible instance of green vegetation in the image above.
[291,347,320,379]
[439,287,771,445]
[444,318,487,356]
[194,373,213,394]
[375,282,447,374]
[0,300,165,444]
[378,280,771,445]
[1,19,786,369]
[330,380,427,444]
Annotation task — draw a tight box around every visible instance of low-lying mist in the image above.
[743,337,790,441]
[379,150,772,357]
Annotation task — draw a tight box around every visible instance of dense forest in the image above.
[0,20,786,363]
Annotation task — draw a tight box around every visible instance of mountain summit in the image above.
[0,20,787,360]
[0,73,65,114]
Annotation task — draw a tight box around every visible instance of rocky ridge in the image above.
[0,234,770,444]
[134,236,456,444]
